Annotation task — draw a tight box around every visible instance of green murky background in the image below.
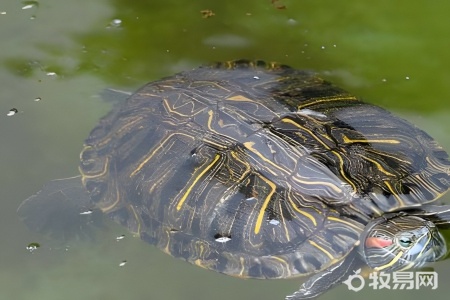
[1,0,449,299]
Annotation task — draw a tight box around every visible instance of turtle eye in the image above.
[398,236,413,248]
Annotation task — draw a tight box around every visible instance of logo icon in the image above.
[342,268,365,292]
[343,270,438,292]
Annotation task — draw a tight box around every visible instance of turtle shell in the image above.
[79,60,449,279]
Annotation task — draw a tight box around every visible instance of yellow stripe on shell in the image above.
[254,175,277,234]
[356,154,396,176]
[383,180,405,207]
[162,98,205,117]
[297,96,358,109]
[342,136,401,144]
[326,216,362,231]
[176,153,222,211]
[331,150,358,192]
[308,240,335,261]
[130,133,195,177]
[280,118,331,150]
[243,142,288,174]
[286,196,318,227]
[226,95,254,101]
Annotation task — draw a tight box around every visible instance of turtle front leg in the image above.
[286,250,362,299]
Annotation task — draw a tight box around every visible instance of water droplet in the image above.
[21,1,39,17]
[215,237,231,243]
[287,19,297,25]
[298,109,327,119]
[269,219,280,226]
[26,242,40,252]
[214,233,231,243]
[119,260,127,267]
[7,108,18,116]
[116,234,125,241]
[110,18,122,28]
[79,209,93,215]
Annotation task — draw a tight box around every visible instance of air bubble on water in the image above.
[245,197,257,201]
[253,76,260,80]
[405,76,410,80]
[7,108,18,116]
[21,1,39,14]
[287,18,297,25]
[381,78,387,82]
[108,18,122,28]
[79,209,93,215]
[34,97,41,102]
[321,46,326,50]
[46,72,57,77]
[116,234,125,241]
[1,11,6,15]
[119,260,127,267]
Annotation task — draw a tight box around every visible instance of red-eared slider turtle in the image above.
[19,60,450,299]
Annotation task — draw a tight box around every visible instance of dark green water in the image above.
[1,0,449,299]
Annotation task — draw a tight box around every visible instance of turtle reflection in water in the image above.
[19,60,450,299]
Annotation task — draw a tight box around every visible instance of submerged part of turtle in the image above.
[18,176,103,241]
[19,60,450,299]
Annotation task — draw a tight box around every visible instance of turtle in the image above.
[18,59,450,299]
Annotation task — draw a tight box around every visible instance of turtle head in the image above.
[360,212,448,272]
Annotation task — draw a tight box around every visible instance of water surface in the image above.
[1,0,449,299]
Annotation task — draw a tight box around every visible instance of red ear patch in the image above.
[365,237,393,248]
